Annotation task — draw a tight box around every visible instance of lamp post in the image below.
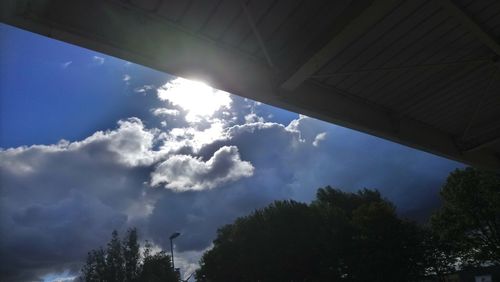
[169,232,181,270]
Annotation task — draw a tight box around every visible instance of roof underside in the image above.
[2,0,500,169]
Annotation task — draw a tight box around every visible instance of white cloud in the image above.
[159,120,227,154]
[313,132,327,147]
[42,272,77,282]
[61,61,72,69]
[175,249,208,280]
[244,113,264,124]
[74,118,158,166]
[150,146,254,191]
[92,56,105,65]
[123,74,131,82]
[134,84,155,94]
[151,108,180,117]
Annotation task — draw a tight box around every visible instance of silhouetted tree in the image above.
[196,187,427,281]
[81,248,106,282]
[81,229,177,282]
[196,200,324,281]
[123,228,140,282]
[105,230,124,281]
[420,227,457,281]
[431,167,500,265]
[312,187,426,281]
[140,241,179,282]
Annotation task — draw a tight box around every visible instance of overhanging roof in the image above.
[2,0,500,169]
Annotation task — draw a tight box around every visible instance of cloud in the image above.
[73,117,157,167]
[92,56,105,65]
[150,146,254,191]
[0,103,253,280]
[312,132,327,147]
[134,84,155,94]
[157,120,227,154]
[168,249,206,279]
[198,114,461,207]
[151,108,180,117]
[123,74,131,82]
[61,61,72,69]
[0,79,462,281]
[244,113,264,124]
[0,119,159,280]
[0,192,129,281]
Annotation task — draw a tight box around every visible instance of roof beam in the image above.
[280,0,399,91]
[240,0,274,68]
[460,118,500,152]
[465,135,500,153]
[438,0,500,57]
[310,59,491,78]
[280,83,500,169]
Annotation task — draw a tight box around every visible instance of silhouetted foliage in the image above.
[139,241,178,282]
[419,227,457,280]
[82,248,106,281]
[123,228,140,281]
[81,228,177,282]
[431,167,500,265]
[106,230,125,281]
[312,188,426,281]
[196,187,427,281]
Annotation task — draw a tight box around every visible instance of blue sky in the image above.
[0,23,462,281]
[1,23,169,148]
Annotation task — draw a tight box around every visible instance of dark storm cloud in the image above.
[198,114,461,212]
[0,119,157,281]
[147,112,461,254]
[1,194,127,281]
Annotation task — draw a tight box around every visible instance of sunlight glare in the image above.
[157,78,231,122]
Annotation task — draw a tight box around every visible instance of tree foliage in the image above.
[81,228,177,282]
[431,167,500,265]
[105,230,125,281]
[419,227,457,280]
[196,187,427,281]
[123,228,140,281]
[139,241,178,282]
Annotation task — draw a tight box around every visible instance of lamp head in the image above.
[169,232,181,240]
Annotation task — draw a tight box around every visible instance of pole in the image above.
[169,232,181,281]
[170,238,175,269]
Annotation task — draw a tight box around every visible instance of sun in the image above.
[157,78,232,122]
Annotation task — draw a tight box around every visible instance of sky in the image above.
[0,22,463,281]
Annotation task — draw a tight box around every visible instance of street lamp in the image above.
[169,232,181,270]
